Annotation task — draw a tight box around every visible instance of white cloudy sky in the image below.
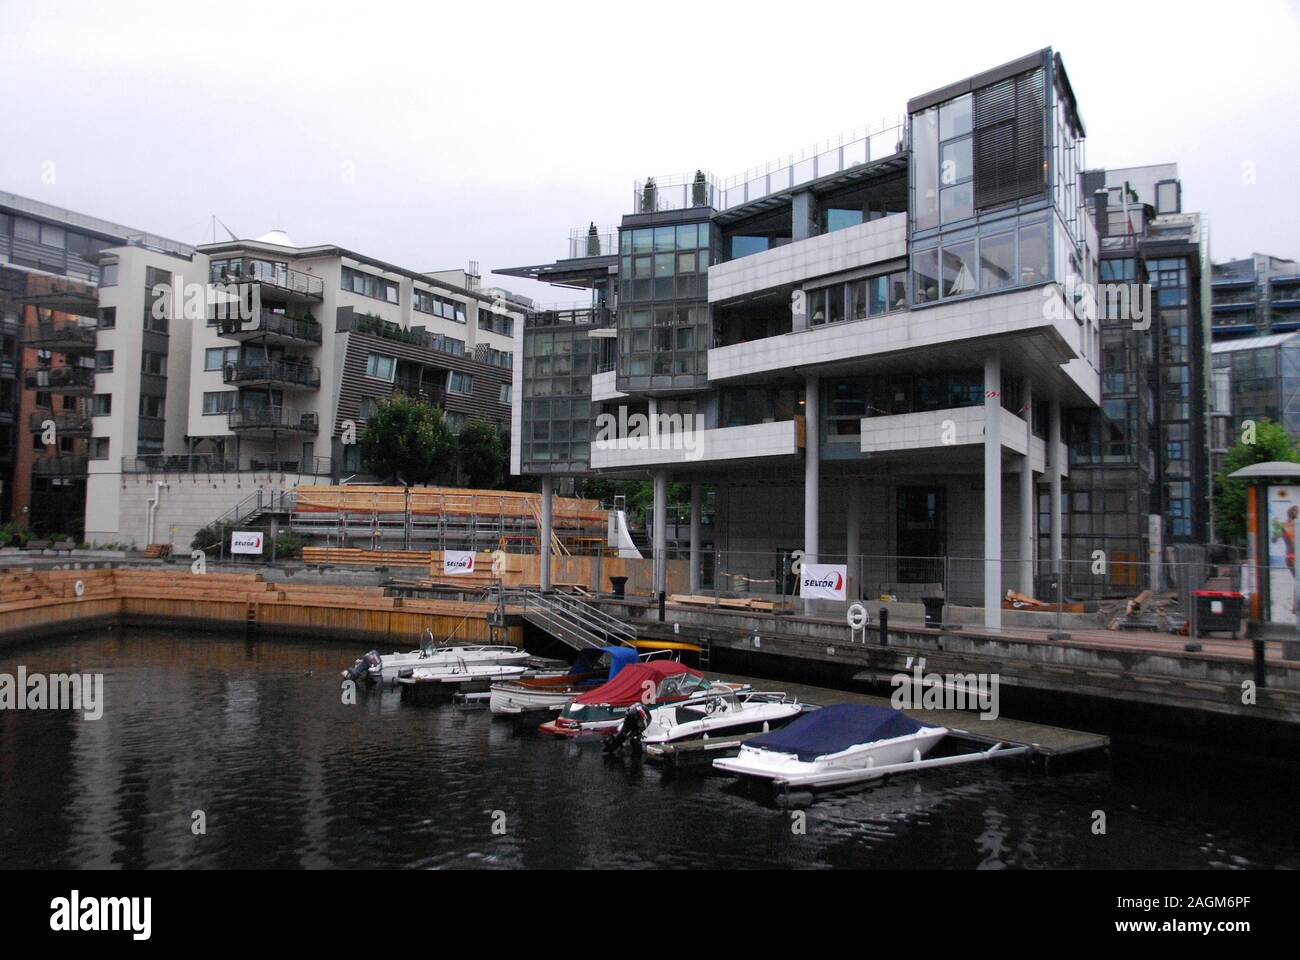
[1,0,1297,303]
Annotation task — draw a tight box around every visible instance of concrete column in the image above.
[984,356,1002,630]
[1020,379,1035,597]
[845,480,861,601]
[792,190,817,242]
[652,469,669,597]
[1049,397,1063,574]
[689,482,702,594]
[539,476,553,591]
[804,374,820,564]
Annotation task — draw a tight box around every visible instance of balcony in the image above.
[227,407,319,435]
[33,456,88,477]
[392,378,446,406]
[23,321,97,354]
[707,214,907,305]
[223,359,321,390]
[567,225,618,260]
[209,259,324,302]
[858,406,1064,475]
[524,304,614,329]
[24,365,97,393]
[29,409,92,437]
[591,418,804,472]
[217,309,323,345]
[17,277,100,317]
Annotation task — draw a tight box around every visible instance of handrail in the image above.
[512,589,637,648]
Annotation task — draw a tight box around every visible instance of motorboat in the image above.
[342,630,530,685]
[539,662,746,737]
[638,690,805,746]
[489,645,639,715]
[712,704,948,787]
[396,660,530,688]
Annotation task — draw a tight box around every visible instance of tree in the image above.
[458,418,507,489]
[359,394,455,484]
[1213,418,1300,545]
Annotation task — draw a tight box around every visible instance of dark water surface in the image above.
[1,628,1298,870]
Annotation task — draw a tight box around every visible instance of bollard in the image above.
[1254,635,1267,689]
[658,591,666,622]
[879,607,888,646]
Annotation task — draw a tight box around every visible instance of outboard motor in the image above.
[603,702,651,755]
[342,650,381,684]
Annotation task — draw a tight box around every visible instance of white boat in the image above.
[639,690,805,746]
[712,704,948,788]
[489,645,640,715]
[396,660,530,687]
[342,631,530,685]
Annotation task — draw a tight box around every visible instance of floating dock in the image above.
[645,673,1109,770]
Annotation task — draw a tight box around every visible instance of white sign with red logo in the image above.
[230,531,264,555]
[443,550,477,576]
[800,563,847,601]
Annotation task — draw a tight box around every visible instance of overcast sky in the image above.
[1,1,1297,303]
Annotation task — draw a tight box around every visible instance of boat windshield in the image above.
[655,673,710,700]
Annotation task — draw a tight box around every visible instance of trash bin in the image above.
[1193,590,1244,638]
[609,576,628,599]
[921,596,944,628]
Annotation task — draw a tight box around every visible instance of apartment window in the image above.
[95,350,114,372]
[90,438,110,460]
[448,371,474,395]
[92,394,112,416]
[342,266,400,305]
[359,398,379,420]
[98,307,116,329]
[99,262,118,287]
[941,242,978,298]
[202,391,238,415]
[141,352,166,376]
[826,380,867,440]
[479,309,514,337]
[444,411,466,432]
[205,347,238,371]
[413,289,467,323]
[1018,222,1050,285]
[1155,180,1181,215]
[39,223,66,248]
[914,248,940,303]
[365,353,396,381]
[139,395,165,418]
[499,383,512,404]
[13,217,39,242]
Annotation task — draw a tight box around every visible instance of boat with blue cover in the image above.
[712,704,948,787]
[489,645,640,715]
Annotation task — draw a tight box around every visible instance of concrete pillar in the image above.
[792,190,817,242]
[804,374,820,564]
[984,355,1002,630]
[539,476,553,591]
[1049,397,1063,574]
[652,469,669,597]
[1020,380,1035,597]
[846,480,861,601]
[689,482,702,594]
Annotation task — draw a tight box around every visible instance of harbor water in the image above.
[1,627,1298,870]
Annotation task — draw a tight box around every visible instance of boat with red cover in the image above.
[540,661,747,737]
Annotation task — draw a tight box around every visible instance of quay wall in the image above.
[0,567,517,647]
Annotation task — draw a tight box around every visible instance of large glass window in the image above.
[914,248,940,304]
[979,232,1016,291]
[941,242,977,298]
[1018,222,1050,285]
[912,108,940,231]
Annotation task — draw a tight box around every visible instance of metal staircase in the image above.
[509,589,638,652]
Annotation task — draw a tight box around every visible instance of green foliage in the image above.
[359,394,456,484]
[1213,418,1300,545]
[0,523,30,548]
[457,419,507,489]
[273,531,305,559]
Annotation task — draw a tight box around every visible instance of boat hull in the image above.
[371,647,530,684]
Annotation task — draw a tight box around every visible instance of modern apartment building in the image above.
[85,234,521,547]
[1211,253,1300,341]
[1065,164,1213,590]
[503,49,1101,628]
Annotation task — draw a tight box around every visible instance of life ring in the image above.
[73,579,85,598]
